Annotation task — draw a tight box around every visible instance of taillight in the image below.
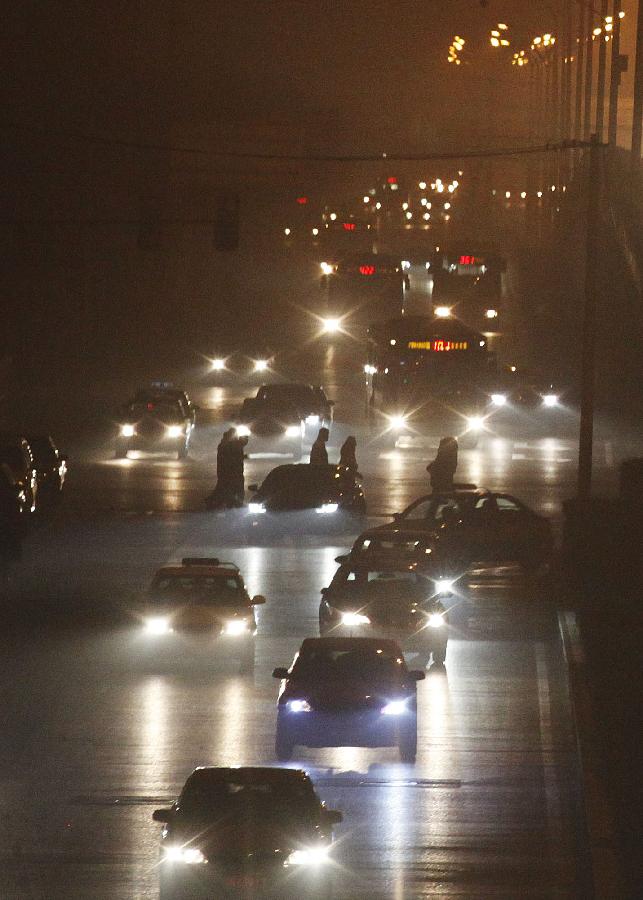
[359,265,375,275]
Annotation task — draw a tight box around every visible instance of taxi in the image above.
[115,384,197,459]
[140,558,265,672]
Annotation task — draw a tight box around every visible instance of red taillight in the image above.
[387,177,397,184]
[147,402,155,410]
[296,196,308,204]
[342,222,356,231]
[359,265,376,275]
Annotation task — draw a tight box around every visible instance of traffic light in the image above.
[214,192,240,251]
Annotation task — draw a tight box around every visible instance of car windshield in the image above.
[260,465,343,500]
[401,495,472,525]
[27,437,57,461]
[179,776,316,820]
[258,385,316,405]
[332,569,432,602]
[149,574,245,605]
[292,645,406,679]
[357,536,429,555]
[128,401,181,419]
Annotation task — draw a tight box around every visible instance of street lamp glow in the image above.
[329,212,337,220]
[419,181,427,189]
[405,211,413,220]
[312,227,319,236]
[284,228,291,236]
[505,191,511,199]
[363,196,370,204]
[322,317,341,334]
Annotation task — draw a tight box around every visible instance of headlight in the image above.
[466,415,485,431]
[144,617,171,635]
[401,260,411,270]
[363,364,378,375]
[288,699,312,713]
[306,414,320,425]
[211,357,225,371]
[341,611,371,627]
[320,262,334,275]
[316,503,338,514]
[381,699,408,716]
[387,414,408,431]
[167,425,183,438]
[322,317,341,334]
[434,306,452,318]
[236,425,251,437]
[284,846,329,867]
[285,425,301,437]
[248,502,266,514]
[254,359,269,372]
[120,424,135,437]
[163,846,206,865]
[223,619,250,636]
[490,393,507,406]
[542,393,559,407]
[485,308,499,319]
[428,613,445,628]
[435,577,455,594]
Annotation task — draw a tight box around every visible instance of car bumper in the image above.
[321,619,448,651]
[278,709,413,747]
[246,509,359,534]
[160,862,332,900]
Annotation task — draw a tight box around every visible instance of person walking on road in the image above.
[427,436,458,492]
[339,436,359,474]
[229,434,249,506]
[205,428,235,508]
[310,427,330,465]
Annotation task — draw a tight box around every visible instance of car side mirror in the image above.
[335,554,348,564]
[152,808,173,823]
[251,595,266,605]
[409,670,426,682]
[248,483,259,492]
[324,808,343,825]
[320,587,328,595]
[272,667,289,679]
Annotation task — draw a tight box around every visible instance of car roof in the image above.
[154,562,242,578]
[187,766,312,785]
[299,636,403,653]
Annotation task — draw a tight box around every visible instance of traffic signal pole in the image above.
[577,134,601,500]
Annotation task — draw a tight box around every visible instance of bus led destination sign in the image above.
[407,340,469,351]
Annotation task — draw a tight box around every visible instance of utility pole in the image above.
[596,0,609,140]
[631,0,643,163]
[607,0,623,145]
[578,134,601,501]
[583,4,595,138]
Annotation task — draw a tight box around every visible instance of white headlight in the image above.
[542,394,559,407]
[388,414,408,431]
[381,699,407,716]
[163,846,206,865]
[491,393,507,406]
[288,699,312,713]
[320,262,334,275]
[167,425,183,438]
[254,359,269,372]
[363,364,378,375]
[316,503,338,514]
[428,613,445,628]
[466,415,485,431]
[306,414,320,426]
[284,846,329,866]
[285,425,301,437]
[435,577,455,594]
[145,617,171,635]
[248,502,266,514]
[236,425,251,437]
[401,260,411,270]
[121,424,135,437]
[223,619,249,636]
[485,308,499,319]
[322,317,341,334]
[211,358,225,371]
[341,611,371,627]
[434,306,452,318]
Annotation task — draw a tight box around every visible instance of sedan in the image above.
[153,766,342,900]
[27,434,67,502]
[273,637,425,762]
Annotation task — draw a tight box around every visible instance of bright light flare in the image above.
[284,846,329,866]
[466,416,485,432]
[223,619,250,636]
[341,611,371,627]
[254,359,269,372]
[491,393,507,406]
[435,577,455,594]
[163,846,206,865]
[236,425,251,437]
[211,357,225,371]
[167,425,183,438]
[485,308,499,319]
[434,306,452,318]
[381,700,407,716]
[120,424,135,437]
[145,617,171,635]
[428,613,445,628]
[288,699,312,714]
[542,394,559,407]
[320,261,335,275]
[386,414,408,432]
[248,502,266,514]
[322,317,341,334]
[316,503,338,515]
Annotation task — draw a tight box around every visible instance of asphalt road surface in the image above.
[3,329,640,899]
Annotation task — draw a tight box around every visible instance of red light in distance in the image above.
[342,222,356,231]
[359,265,376,275]
[459,255,482,265]
[296,196,308,204]
[387,177,397,184]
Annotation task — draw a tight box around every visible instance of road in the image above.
[2,310,640,899]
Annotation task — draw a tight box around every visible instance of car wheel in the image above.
[275,724,295,762]
[398,723,417,763]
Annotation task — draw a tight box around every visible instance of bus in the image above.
[319,252,406,336]
[430,249,506,332]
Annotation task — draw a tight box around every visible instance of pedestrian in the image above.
[205,428,235,508]
[427,436,458,492]
[229,434,249,506]
[339,436,359,474]
[310,427,329,465]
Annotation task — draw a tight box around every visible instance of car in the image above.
[252,383,334,433]
[26,434,67,502]
[246,464,366,534]
[139,558,265,673]
[0,434,38,516]
[236,396,305,460]
[374,489,553,571]
[153,766,342,900]
[273,637,425,762]
[115,385,196,459]
[318,564,450,667]
[207,345,276,381]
